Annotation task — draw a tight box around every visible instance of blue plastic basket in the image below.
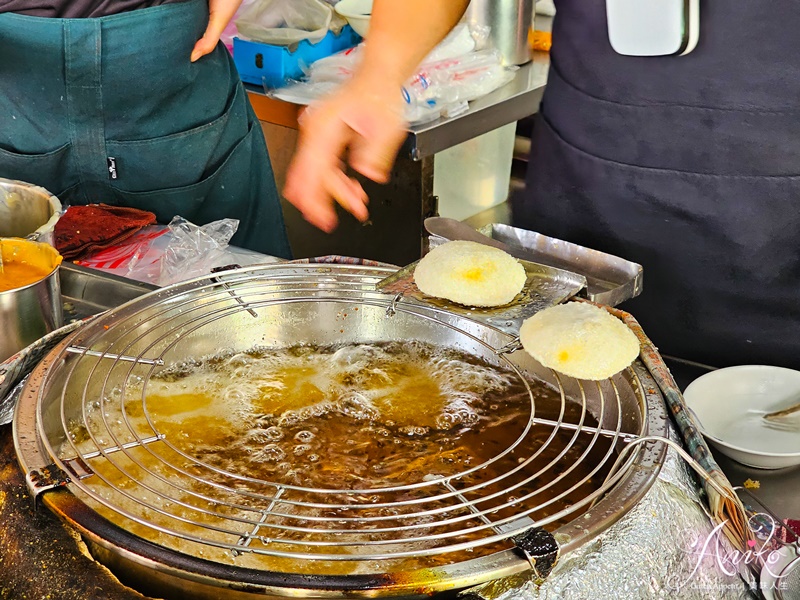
[233,26,361,89]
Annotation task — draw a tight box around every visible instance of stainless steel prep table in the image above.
[247,50,550,266]
[402,57,550,160]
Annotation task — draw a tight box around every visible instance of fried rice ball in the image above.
[413,241,527,307]
[520,302,639,380]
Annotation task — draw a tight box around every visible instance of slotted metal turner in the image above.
[375,222,587,335]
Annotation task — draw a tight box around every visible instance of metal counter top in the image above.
[403,54,549,160]
[247,53,549,160]
[247,21,551,162]
[393,13,553,159]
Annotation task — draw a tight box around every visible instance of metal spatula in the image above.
[374,223,586,336]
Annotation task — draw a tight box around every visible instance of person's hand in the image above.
[283,75,407,232]
[191,0,243,62]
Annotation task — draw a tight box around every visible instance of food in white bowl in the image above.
[334,0,372,37]
[683,365,800,470]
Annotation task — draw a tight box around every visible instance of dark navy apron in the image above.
[0,0,291,258]
[514,0,800,369]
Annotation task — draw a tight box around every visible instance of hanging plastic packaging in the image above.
[271,26,516,125]
[236,0,342,46]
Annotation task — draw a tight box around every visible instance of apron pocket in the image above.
[105,83,248,193]
[107,120,259,224]
[0,142,73,197]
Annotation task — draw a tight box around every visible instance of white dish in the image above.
[682,365,800,470]
[334,0,372,37]
[760,545,799,600]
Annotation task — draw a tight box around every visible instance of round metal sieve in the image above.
[776,557,800,600]
[13,264,668,599]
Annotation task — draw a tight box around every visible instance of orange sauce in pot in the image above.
[0,238,62,293]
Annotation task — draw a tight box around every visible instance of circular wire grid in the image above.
[34,266,651,571]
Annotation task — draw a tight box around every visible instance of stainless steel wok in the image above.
[13,263,668,599]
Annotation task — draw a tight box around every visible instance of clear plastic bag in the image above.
[402,49,517,123]
[302,24,480,81]
[157,217,241,285]
[76,225,170,283]
[273,43,516,126]
[77,217,279,286]
[235,0,335,46]
[304,44,362,81]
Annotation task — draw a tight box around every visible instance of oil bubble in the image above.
[294,430,315,443]
[264,426,284,441]
[253,444,285,463]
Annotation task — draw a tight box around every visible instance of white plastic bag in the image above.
[422,24,477,63]
[77,217,280,286]
[273,45,516,125]
[157,217,241,286]
[235,0,334,46]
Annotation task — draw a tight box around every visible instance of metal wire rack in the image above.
[19,264,666,575]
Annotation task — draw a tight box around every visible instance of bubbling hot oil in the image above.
[65,341,614,575]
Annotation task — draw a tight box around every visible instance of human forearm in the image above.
[191,0,243,61]
[356,0,470,86]
[283,0,468,232]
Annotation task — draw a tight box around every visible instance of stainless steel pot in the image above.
[0,178,62,244]
[13,263,667,599]
[0,239,63,363]
[466,0,534,65]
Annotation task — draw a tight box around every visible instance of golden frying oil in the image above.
[65,341,613,575]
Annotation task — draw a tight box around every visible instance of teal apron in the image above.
[0,0,291,258]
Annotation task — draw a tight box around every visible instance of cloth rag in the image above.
[54,204,156,260]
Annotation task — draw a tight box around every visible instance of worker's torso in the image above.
[544,0,800,176]
[0,0,185,18]
[0,0,291,257]
[514,0,800,368]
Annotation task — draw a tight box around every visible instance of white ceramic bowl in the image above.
[334,0,372,37]
[683,365,800,470]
